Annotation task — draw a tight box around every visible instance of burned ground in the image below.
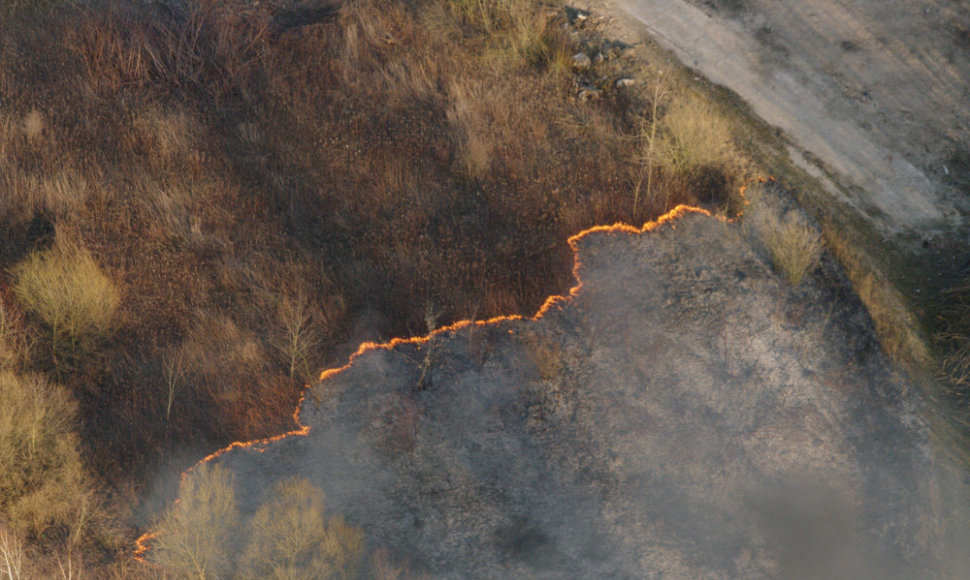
[215,212,944,578]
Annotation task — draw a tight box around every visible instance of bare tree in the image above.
[162,346,188,425]
[240,477,363,580]
[273,289,319,382]
[152,464,239,580]
[0,524,26,580]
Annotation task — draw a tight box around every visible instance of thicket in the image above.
[151,468,363,579]
[0,0,755,575]
[12,239,120,372]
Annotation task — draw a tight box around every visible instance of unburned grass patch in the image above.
[761,209,822,286]
[821,224,931,371]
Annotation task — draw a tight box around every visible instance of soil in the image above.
[592,0,970,241]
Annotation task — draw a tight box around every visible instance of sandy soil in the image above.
[593,0,970,240]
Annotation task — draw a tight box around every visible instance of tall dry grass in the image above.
[822,225,931,370]
[761,209,822,285]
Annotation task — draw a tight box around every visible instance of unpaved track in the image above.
[603,0,970,239]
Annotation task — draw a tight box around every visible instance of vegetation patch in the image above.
[151,467,364,579]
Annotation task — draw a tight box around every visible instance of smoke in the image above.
[748,480,906,580]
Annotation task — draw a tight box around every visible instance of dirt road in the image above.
[605,0,970,239]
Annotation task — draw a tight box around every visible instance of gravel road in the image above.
[607,0,970,239]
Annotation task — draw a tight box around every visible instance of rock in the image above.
[571,52,592,71]
[615,77,636,89]
[578,86,602,102]
[568,7,589,24]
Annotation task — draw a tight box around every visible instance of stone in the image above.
[578,86,602,102]
[571,52,592,71]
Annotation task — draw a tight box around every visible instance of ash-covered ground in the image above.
[217,211,943,578]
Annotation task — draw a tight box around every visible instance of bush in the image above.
[656,91,738,179]
[11,240,120,365]
[151,463,240,580]
[760,208,822,286]
[241,477,363,580]
[0,372,94,542]
[152,471,363,580]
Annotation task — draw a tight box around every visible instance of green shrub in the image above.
[12,241,120,365]
[241,477,364,580]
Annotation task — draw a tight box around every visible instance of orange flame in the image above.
[133,532,157,563]
[133,203,718,562]
[734,175,775,220]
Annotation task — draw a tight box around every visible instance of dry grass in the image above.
[933,279,970,409]
[370,548,428,580]
[822,225,932,370]
[632,82,750,218]
[656,92,736,174]
[0,298,31,373]
[761,209,822,286]
[22,110,43,145]
[524,336,564,382]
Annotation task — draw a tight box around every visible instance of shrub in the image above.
[11,240,120,365]
[759,208,822,286]
[655,91,737,178]
[0,372,93,542]
[241,477,364,580]
[151,464,240,580]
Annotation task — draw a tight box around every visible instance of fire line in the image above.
[133,202,717,562]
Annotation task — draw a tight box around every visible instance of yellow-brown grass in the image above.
[762,210,822,286]
[822,225,932,370]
